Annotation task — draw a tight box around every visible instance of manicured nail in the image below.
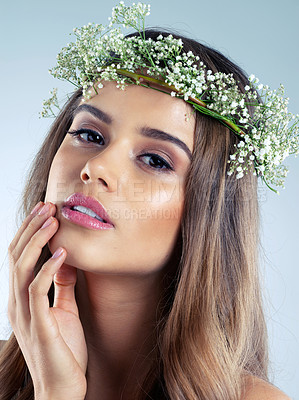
[52,247,64,259]
[41,217,54,229]
[30,202,44,215]
[38,203,51,216]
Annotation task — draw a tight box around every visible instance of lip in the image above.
[61,192,114,230]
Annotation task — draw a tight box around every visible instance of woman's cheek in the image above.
[45,150,82,204]
[145,175,184,204]
[130,187,183,269]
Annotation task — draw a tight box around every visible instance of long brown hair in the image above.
[0,30,268,400]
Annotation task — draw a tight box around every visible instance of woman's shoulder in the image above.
[243,376,291,400]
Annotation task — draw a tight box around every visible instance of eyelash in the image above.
[68,128,104,145]
[67,128,174,171]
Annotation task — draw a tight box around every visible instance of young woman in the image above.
[0,3,295,399]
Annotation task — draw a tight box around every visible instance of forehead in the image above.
[81,81,195,152]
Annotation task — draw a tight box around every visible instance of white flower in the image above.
[207,75,215,81]
[260,148,266,156]
[273,155,281,165]
[263,137,271,146]
[44,2,299,192]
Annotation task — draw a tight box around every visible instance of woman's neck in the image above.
[75,270,163,400]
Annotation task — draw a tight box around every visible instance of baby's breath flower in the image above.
[43,1,299,193]
[40,88,59,118]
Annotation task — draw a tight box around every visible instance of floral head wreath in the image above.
[42,1,299,193]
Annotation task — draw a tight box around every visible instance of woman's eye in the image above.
[68,129,105,145]
[140,153,173,171]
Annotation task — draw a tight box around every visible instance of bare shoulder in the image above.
[243,376,291,400]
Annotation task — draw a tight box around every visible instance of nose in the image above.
[80,148,120,192]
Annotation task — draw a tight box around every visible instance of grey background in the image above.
[0,0,298,398]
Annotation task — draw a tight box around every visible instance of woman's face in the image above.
[45,81,194,276]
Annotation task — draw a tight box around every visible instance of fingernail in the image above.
[52,247,64,259]
[30,202,44,215]
[38,203,51,216]
[41,217,54,229]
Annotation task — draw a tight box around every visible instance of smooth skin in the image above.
[8,81,290,400]
[9,81,194,400]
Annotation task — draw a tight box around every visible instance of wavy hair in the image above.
[0,30,268,400]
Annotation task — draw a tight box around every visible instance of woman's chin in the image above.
[47,229,106,273]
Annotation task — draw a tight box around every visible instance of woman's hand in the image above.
[8,202,88,400]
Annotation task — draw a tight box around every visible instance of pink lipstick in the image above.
[61,193,114,230]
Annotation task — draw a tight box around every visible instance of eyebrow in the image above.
[73,104,113,124]
[73,104,192,160]
[140,126,192,160]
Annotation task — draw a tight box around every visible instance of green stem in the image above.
[116,69,206,105]
[261,175,278,194]
[115,69,245,137]
[190,102,244,135]
[60,77,81,88]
